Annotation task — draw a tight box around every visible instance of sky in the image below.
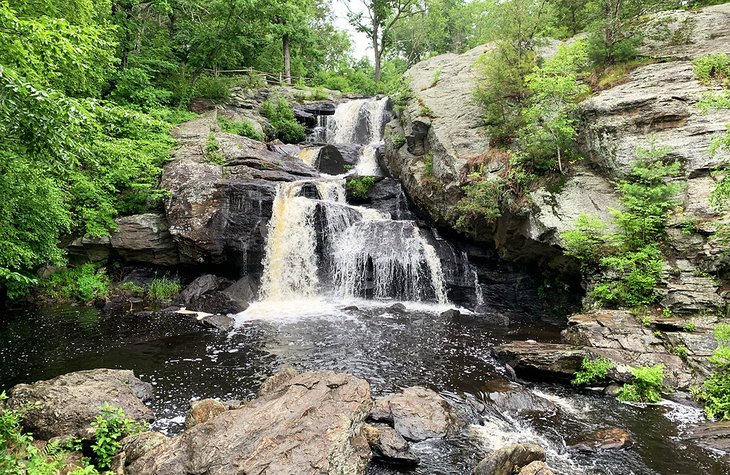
[331,0,371,61]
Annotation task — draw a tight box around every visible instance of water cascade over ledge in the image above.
[256,97,449,306]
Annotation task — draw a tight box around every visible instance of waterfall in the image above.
[331,221,448,304]
[259,182,320,301]
[326,97,390,145]
[256,97,449,306]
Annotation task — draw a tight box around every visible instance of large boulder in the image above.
[7,369,154,440]
[110,214,180,266]
[126,370,373,475]
[369,386,460,442]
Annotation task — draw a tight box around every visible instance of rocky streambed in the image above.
[2,304,728,474]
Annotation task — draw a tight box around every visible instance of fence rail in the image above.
[203,67,314,86]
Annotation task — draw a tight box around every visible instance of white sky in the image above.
[331,0,371,61]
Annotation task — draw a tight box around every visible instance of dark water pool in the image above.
[0,303,727,474]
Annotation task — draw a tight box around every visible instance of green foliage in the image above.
[117,281,144,296]
[347,177,376,199]
[91,403,144,469]
[695,324,730,419]
[261,95,306,143]
[206,133,226,165]
[0,391,74,474]
[423,153,435,176]
[694,53,730,86]
[562,141,683,308]
[391,134,406,148]
[42,264,110,302]
[147,276,181,301]
[672,344,689,358]
[572,357,615,386]
[218,116,264,141]
[192,75,232,104]
[454,177,505,233]
[617,364,666,403]
[684,322,697,332]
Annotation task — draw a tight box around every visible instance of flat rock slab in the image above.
[370,386,459,442]
[126,370,373,475]
[687,421,730,457]
[7,369,153,440]
[494,342,586,380]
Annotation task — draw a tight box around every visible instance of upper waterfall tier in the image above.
[326,97,389,145]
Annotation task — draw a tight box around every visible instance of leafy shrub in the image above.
[192,75,231,103]
[694,53,730,86]
[684,322,697,332]
[91,403,145,468]
[42,264,109,302]
[391,134,406,148]
[261,95,305,143]
[110,67,173,109]
[617,364,665,403]
[572,357,614,386]
[562,142,683,308]
[696,324,730,419]
[454,177,505,233]
[147,276,181,301]
[347,177,376,199]
[217,116,263,141]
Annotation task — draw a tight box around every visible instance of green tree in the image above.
[345,0,425,82]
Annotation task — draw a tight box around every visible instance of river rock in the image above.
[519,461,555,475]
[370,386,458,442]
[686,421,730,455]
[363,423,420,467]
[184,399,228,429]
[120,431,169,464]
[7,369,154,440]
[473,443,546,475]
[126,371,372,475]
[177,274,231,304]
[188,291,248,315]
[494,341,586,380]
[482,380,557,417]
[196,313,236,331]
[571,428,633,452]
[317,144,362,175]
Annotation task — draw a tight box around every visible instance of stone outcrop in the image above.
[126,370,372,475]
[162,113,317,275]
[383,3,730,308]
[7,369,154,440]
[362,423,420,467]
[369,386,460,442]
[184,399,228,429]
[473,443,546,475]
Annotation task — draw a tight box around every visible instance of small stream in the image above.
[0,304,726,474]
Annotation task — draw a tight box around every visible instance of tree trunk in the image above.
[373,29,382,83]
[283,33,292,86]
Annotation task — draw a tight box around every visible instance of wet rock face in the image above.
[7,369,153,440]
[473,443,546,475]
[370,386,460,442]
[184,399,228,429]
[126,370,373,475]
[162,114,318,275]
[570,428,633,452]
[362,423,420,467]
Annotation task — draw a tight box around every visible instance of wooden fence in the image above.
[203,67,314,87]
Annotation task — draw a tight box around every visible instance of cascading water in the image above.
[256,96,448,305]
